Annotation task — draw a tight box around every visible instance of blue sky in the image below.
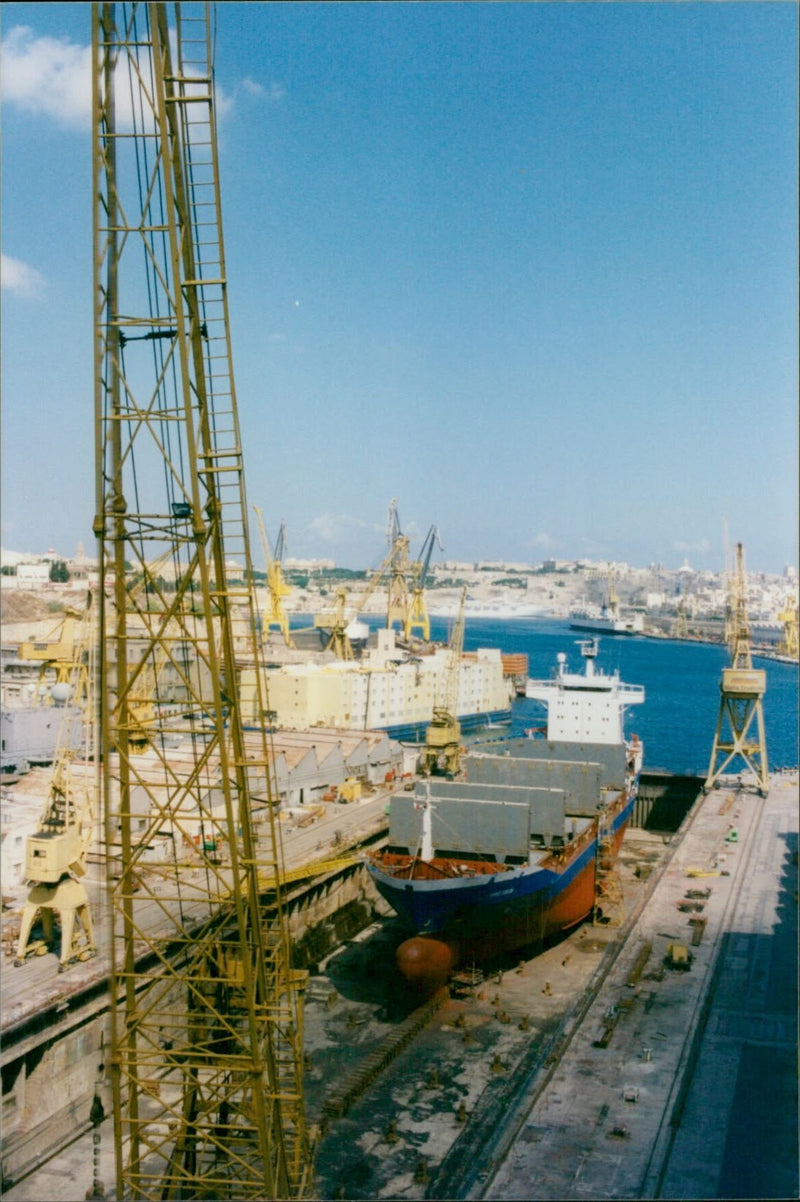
[2,2,797,573]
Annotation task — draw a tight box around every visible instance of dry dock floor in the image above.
[4,773,797,1201]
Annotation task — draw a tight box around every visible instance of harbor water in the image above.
[429,616,799,775]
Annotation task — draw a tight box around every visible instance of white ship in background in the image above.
[569,574,643,637]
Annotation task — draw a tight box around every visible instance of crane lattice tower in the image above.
[405,524,441,643]
[384,499,411,630]
[705,543,769,795]
[93,4,311,1196]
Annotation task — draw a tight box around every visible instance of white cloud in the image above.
[528,532,552,550]
[242,78,286,102]
[672,538,711,554]
[1,253,46,299]
[1,24,234,132]
[308,513,370,544]
[1,26,91,130]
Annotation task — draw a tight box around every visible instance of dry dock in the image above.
[2,772,797,1201]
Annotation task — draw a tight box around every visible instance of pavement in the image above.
[481,772,798,1201]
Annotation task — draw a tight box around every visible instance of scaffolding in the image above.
[93,4,311,1196]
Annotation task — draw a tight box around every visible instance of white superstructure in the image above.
[525,638,644,745]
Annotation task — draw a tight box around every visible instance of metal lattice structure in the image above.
[706,543,769,795]
[93,4,311,1196]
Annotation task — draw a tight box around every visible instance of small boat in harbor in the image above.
[368,638,644,988]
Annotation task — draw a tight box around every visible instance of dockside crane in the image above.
[777,595,798,660]
[706,543,769,794]
[17,607,89,704]
[385,499,411,631]
[254,504,294,647]
[93,5,310,1198]
[405,524,442,643]
[14,595,98,971]
[421,586,467,776]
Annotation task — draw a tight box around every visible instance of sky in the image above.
[1,2,797,575]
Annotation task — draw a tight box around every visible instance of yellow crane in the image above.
[14,594,98,971]
[93,6,310,1198]
[706,543,769,794]
[385,498,411,631]
[778,595,798,660]
[314,522,409,659]
[422,586,467,776]
[671,598,689,639]
[254,504,294,647]
[405,524,442,642]
[17,607,88,704]
[314,586,355,659]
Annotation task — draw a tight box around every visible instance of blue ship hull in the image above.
[368,790,634,953]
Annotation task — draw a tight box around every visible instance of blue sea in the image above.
[426,616,799,776]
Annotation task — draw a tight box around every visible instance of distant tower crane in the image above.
[385,499,411,631]
[254,504,294,647]
[405,524,442,642]
[422,587,467,776]
[93,5,310,1198]
[706,543,769,795]
[777,595,798,660]
[671,598,689,640]
[14,594,98,971]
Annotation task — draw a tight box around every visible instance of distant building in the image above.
[15,564,50,587]
[542,559,575,572]
[284,558,336,571]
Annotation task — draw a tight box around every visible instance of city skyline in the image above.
[2,3,797,574]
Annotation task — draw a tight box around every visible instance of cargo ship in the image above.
[368,638,644,988]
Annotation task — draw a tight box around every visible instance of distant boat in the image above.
[569,607,644,636]
[570,574,643,636]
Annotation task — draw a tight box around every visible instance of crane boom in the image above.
[93,5,310,1197]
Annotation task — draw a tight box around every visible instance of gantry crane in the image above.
[706,542,769,795]
[93,5,310,1198]
[254,504,294,647]
[422,586,467,776]
[14,594,98,971]
[404,524,442,642]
